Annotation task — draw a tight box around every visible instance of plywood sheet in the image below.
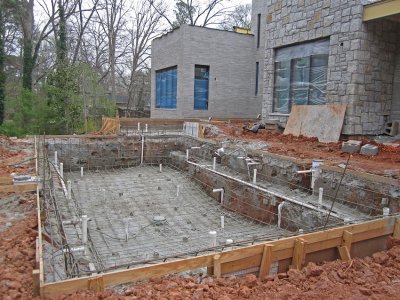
[284,104,346,142]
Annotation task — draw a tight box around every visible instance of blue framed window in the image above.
[156,66,177,109]
[194,65,209,110]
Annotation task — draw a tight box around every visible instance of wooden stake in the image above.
[32,270,40,296]
[393,217,400,239]
[337,230,353,261]
[291,239,306,270]
[88,276,104,292]
[213,254,221,278]
[259,244,273,279]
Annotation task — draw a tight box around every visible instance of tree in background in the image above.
[220,3,251,31]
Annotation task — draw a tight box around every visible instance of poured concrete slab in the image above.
[284,104,346,142]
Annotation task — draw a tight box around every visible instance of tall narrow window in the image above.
[273,39,329,114]
[257,13,261,48]
[156,66,177,109]
[194,65,209,110]
[255,62,259,96]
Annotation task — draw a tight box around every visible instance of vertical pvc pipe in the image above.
[159,164,162,172]
[220,216,224,229]
[55,151,58,166]
[124,218,129,242]
[82,215,88,244]
[225,239,233,251]
[137,122,141,131]
[383,207,390,216]
[145,124,148,133]
[213,157,216,170]
[209,231,217,247]
[141,135,144,165]
[67,180,72,199]
[176,185,180,197]
[60,163,63,179]
[186,149,189,161]
[318,187,323,205]
[81,167,84,177]
[253,169,257,184]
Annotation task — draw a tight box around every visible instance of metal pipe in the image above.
[212,188,224,205]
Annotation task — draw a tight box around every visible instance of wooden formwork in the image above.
[35,215,400,298]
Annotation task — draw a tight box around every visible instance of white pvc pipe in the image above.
[225,239,233,250]
[124,218,129,242]
[277,201,286,229]
[54,151,58,166]
[60,163,63,179]
[213,157,216,170]
[186,161,341,218]
[318,187,323,205]
[81,167,84,177]
[209,231,217,247]
[221,216,224,229]
[63,246,85,253]
[159,164,162,173]
[176,185,180,197]
[82,215,88,244]
[141,135,144,165]
[213,188,224,205]
[186,149,189,161]
[253,169,257,184]
[145,124,148,132]
[67,180,72,199]
[383,207,390,216]
[137,122,141,131]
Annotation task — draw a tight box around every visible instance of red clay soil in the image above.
[0,208,38,300]
[0,135,33,176]
[50,240,400,300]
[211,124,400,179]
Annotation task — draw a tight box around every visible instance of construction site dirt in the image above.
[208,123,400,180]
[1,130,400,299]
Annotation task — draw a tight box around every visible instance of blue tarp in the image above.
[156,68,177,109]
[194,79,209,110]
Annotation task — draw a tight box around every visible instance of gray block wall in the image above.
[151,25,261,119]
[261,0,400,135]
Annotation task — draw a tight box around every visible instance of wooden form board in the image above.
[284,104,347,142]
[0,183,37,193]
[0,176,13,185]
[40,217,398,297]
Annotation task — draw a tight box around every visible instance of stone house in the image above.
[151,0,400,135]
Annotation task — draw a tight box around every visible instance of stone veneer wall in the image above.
[261,0,400,135]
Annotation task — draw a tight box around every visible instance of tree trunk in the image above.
[21,0,34,90]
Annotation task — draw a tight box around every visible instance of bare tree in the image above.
[220,3,251,31]
[119,0,162,112]
[150,0,230,29]
[96,0,130,102]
